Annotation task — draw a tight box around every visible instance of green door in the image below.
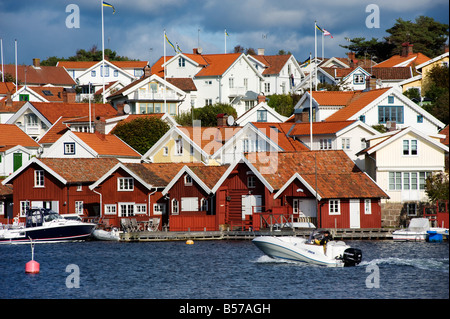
[13,153,22,172]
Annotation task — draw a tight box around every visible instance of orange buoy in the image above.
[25,260,40,274]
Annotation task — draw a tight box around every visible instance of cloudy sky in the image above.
[0,0,448,66]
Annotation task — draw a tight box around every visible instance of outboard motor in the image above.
[343,248,362,267]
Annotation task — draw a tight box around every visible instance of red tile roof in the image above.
[250,151,388,199]
[289,121,356,136]
[57,61,148,69]
[373,52,430,68]
[251,122,309,151]
[250,55,291,75]
[2,65,76,86]
[40,158,119,183]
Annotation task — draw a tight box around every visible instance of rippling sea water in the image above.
[0,239,448,300]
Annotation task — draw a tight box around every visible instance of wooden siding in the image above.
[170,214,216,231]
[319,198,381,228]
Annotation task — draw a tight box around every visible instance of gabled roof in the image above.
[2,157,119,186]
[249,54,292,75]
[415,52,449,70]
[70,131,141,157]
[57,60,148,70]
[249,151,389,199]
[236,102,288,125]
[373,52,430,68]
[250,122,309,151]
[1,64,76,86]
[289,120,357,136]
[0,124,40,152]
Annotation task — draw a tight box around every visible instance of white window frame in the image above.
[247,175,256,188]
[34,170,45,188]
[163,146,169,156]
[20,201,30,217]
[135,204,147,215]
[171,199,179,215]
[184,174,193,186]
[64,142,75,155]
[118,203,135,217]
[175,138,183,156]
[328,199,340,215]
[341,138,351,150]
[118,177,134,191]
[75,201,84,215]
[104,204,117,215]
[364,199,372,215]
[153,203,166,215]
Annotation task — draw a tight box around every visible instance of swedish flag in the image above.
[315,24,324,33]
[103,1,115,14]
[165,34,177,53]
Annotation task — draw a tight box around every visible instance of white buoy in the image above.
[25,238,39,274]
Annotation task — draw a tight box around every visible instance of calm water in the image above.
[0,239,448,299]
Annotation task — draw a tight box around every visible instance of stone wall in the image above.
[381,202,428,228]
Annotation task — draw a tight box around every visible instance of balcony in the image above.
[17,123,40,136]
[135,91,180,101]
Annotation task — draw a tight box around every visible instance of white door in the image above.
[349,199,360,228]
[298,199,316,218]
[242,195,262,219]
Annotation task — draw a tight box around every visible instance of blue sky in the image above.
[0,0,448,66]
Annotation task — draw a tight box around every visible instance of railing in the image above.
[136,91,179,100]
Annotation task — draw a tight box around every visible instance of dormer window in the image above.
[184,174,193,186]
[178,57,186,67]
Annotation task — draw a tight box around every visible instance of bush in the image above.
[174,103,237,127]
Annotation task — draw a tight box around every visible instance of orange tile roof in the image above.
[0,82,17,94]
[30,102,118,123]
[72,132,141,157]
[0,124,40,151]
[40,158,119,183]
[251,122,309,151]
[250,151,388,199]
[37,117,72,144]
[311,90,357,106]
[289,121,356,136]
[178,126,242,155]
[151,53,242,78]
[325,88,390,121]
[373,52,430,68]
[250,55,291,75]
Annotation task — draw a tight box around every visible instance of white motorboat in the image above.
[392,218,449,242]
[92,228,121,241]
[252,230,362,267]
[0,208,96,244]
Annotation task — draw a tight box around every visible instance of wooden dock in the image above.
[120,228,394,242]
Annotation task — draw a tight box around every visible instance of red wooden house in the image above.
[1,158,119,224]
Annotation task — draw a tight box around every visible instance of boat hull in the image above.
[253,236,347,267]
[0,223,96,244]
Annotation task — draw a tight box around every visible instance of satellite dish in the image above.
[197,47,203,54]
[227,115,235,126]
[123,104,131,114]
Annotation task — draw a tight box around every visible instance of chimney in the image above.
[257,94,266,104]
[257,48,265,56]
[401,42,413,57]
[62,88,76,103]
[217,113,229,127]
[94,117,106,135]
[348,52,356,68]
[116,103,125,115]
[5,92,13,107]
[143,65,151,77]
[193,48,203,55]
[386,121,396,132]
[32,58,40,68]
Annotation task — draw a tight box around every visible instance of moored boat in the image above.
[92,227,121,241]
[252,230,362,267]
[0,208,96,244]
[392,218,449,242]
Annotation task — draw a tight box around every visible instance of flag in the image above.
[302,57,311,66]
[323,29,333,38]
[165,34,177,53]
[225,30,230,37]
[102,1,115,14]
[177,44,182,53]
[315,24,324,33]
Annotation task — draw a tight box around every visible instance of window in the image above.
[101,65,109,77]
[229,78,234,88]
[118,177,134,191]
[134,69,144,77]
[247,175,256,188]
[417,115,423,123]
[378,106,404,123]
[104,204,117,215]
[114,70,119,77]
[264,83,270,93]
[91,70,96,77]
[403,140,418,155]
[389,171,431,190]
[403,172,410,190]
[163,146,169,156]
[171,199,179,215]
[184,174,193,186]
[388,96,394,104]
[34,170,44,187]
[153,203,166,215]
[119,203,134,217]
[364,199,372,214]
[20,201,30,217]
[190,144,195,156]
[175,138,183,155]
[329,199,340,215]
[64,142,75,155]
[419,172,431,190]
[244,78,248,90]
[406,203,417,216]
[205,99,213,106]
[75,201,83,215]
[319,138,332,150]
[200,198,208,212]
[353,74,365,84]
[77,183,82,192]
[257,110,267,122]
[178,57,185,67]
[359,115,365,123]
[341,138,351,150]
[181,197,198,212]
[135,204,147,214]
[19,94,29,101]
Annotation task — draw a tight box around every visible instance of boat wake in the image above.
[360,257,449,273]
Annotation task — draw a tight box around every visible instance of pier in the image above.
[120,228,395,242]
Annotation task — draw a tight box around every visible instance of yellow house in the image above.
[401,51,449,95]
[141,126,240,166]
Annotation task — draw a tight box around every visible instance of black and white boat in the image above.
[0,208,96,244]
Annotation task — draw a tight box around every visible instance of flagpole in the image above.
[1,38,4,82]
[224,29,227,54]
[322,32,324,60]
[15,39,18,88]
[164,30,167,113]
[314,21,317,91]
[309,52,313,150]
[101,0,105,103]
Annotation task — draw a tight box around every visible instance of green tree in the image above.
[340,37,395,62]
[174,103,237,127]
[111,117,170,155]
[425,172,449,201]
[423,65,450,124]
